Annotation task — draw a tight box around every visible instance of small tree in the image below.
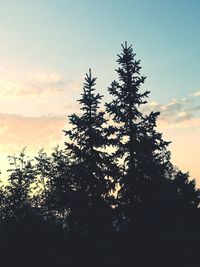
[4,148,35,221]
[35,147,73,225]
[173,170,199,208]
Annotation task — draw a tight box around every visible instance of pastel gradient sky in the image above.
[0,0,199,184]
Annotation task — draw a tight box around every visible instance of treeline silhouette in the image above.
[0,43,200,266]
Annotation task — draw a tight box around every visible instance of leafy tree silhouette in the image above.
[0,149,66,267]
[35,147,73,224]
[3,148,35,221]
[0,150,47,266]
[173,170,199,208]
[168,170,200,231]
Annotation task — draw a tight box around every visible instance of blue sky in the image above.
[1,0,200,101]
[0,0,199,183]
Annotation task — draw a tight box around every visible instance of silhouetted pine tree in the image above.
[64,69,117,234]
[106,43,173,230]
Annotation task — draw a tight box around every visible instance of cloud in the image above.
[0,71,83,99]
[28,71,83,94]
[63,101,81,114]
[174,111,195,123]
[0,113,66,149]
[29,72,65,85]
[0,79,64,98]
[189,90,200,97]
[68,80,83,92]
[143,97,200,129]
[0,112,72,179]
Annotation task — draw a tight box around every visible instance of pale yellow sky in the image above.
[161,127,200,187]
[0,89,199,187]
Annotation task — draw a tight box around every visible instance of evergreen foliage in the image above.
[105,43,174,229]
[64,69,118,233]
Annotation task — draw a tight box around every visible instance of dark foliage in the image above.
[106,43,176,231]
[63,69,118,234]
[0,44,199,266]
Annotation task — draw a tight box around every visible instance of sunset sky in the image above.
[0,0,199,185]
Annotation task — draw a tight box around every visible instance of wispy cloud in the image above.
[26,71,83,95]
[0,113,66,148]
[143,96,200,129]
[0,71,83,99]
[189,90,200,97]
[0,80,64,98]
[29,72,65,85]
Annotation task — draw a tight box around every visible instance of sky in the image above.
[0,0,199,185]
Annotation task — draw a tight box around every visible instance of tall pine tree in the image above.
[106,43,172,230]
[64,69,118,234]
